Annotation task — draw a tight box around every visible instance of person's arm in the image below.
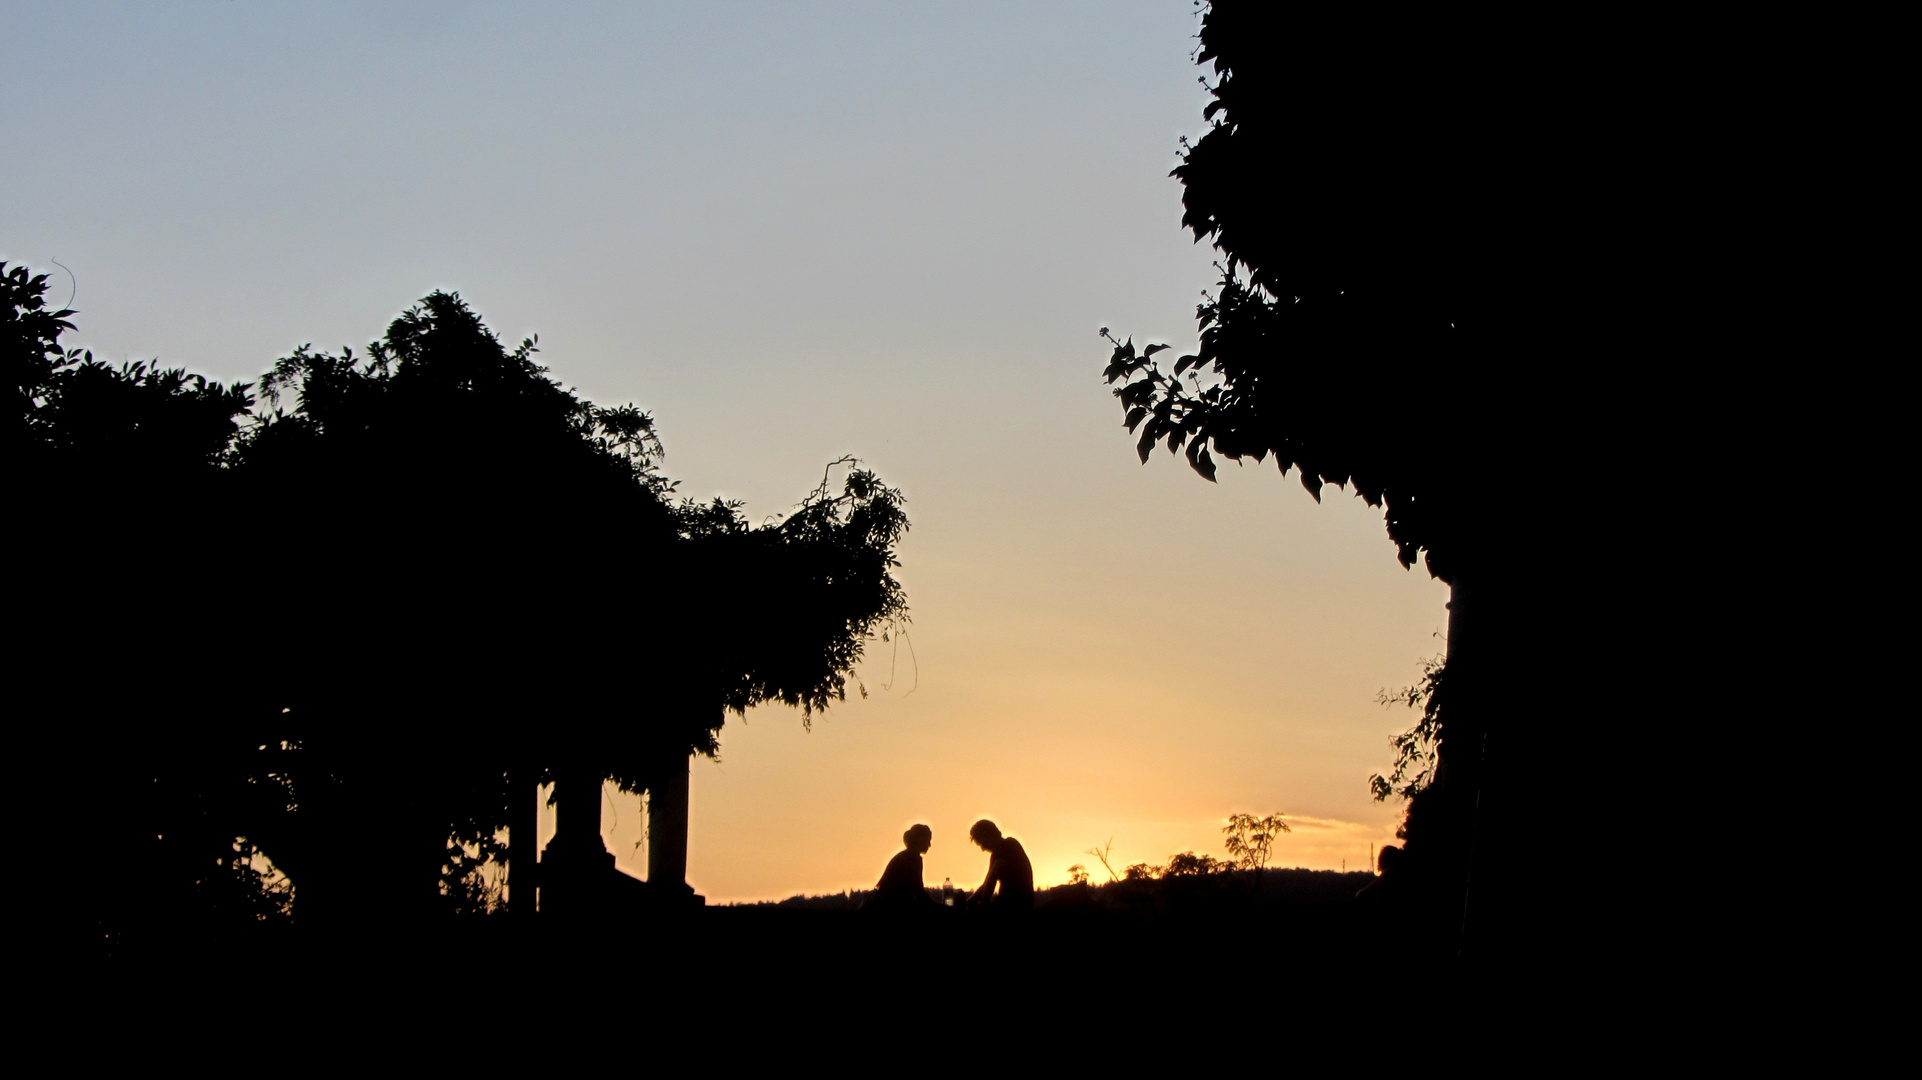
[909,852,934,904]
[971,852,1001,905]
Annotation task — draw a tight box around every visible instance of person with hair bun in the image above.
[870,823,936,910]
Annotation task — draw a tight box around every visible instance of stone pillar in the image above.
[647,755,703,906]
[540,764,613,919]
[508,766,540,917]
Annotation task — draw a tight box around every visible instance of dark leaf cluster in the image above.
[12,262,252,475]
[13,272,910,941]
[1098,2,1563,585]
[678,457,911,727]
[1369,655,1446,802]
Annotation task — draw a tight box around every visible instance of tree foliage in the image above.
[1371,655,1445,802]
[1101,4,1606,963]
[681,457,911,728]
[12,270,910,941]
[1098,2,1539,585]
[12,261,252,472]
[1222,812,1290,878]
[1163,850,1229,877]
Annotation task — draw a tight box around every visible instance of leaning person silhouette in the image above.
[967,819,1034,913]
[867,824,936,911]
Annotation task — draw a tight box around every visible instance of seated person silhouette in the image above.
[1356,843,1405,903]
[868,824,936,911]
[967,819,1034,913]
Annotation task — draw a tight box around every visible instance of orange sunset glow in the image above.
[577,446,1448,901]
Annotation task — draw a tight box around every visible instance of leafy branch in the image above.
[1370,654,1446,801]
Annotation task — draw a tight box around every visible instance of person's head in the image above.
[969,819,1002,851]
[903,824,932,854]
[1377,844,1404,873]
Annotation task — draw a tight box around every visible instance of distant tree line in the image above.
[748,866,1371,915]
[1070,812,1290,887]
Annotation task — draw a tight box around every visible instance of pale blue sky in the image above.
[4,2,1450,899]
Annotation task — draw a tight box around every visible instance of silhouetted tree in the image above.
[233,292,910,923]
[220,291,687,927]
[1100,2,1589,963]
[12,262,253,471]
[11,261,276,951]
[1163,851,1227,877]
[1222,812,1289,891]
[15,272,909,943]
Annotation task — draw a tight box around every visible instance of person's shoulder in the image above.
[1001,836,1028,856]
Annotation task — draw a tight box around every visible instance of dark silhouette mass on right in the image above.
[1095,0,1647,973]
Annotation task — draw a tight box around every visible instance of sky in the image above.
[3,1,1451,901]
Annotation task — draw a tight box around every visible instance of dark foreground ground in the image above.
[50,871,1687,1059]
[55,893,1660,1062]
[75,873,1407,1031]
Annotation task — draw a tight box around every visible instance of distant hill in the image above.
[728,867,1378,913]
